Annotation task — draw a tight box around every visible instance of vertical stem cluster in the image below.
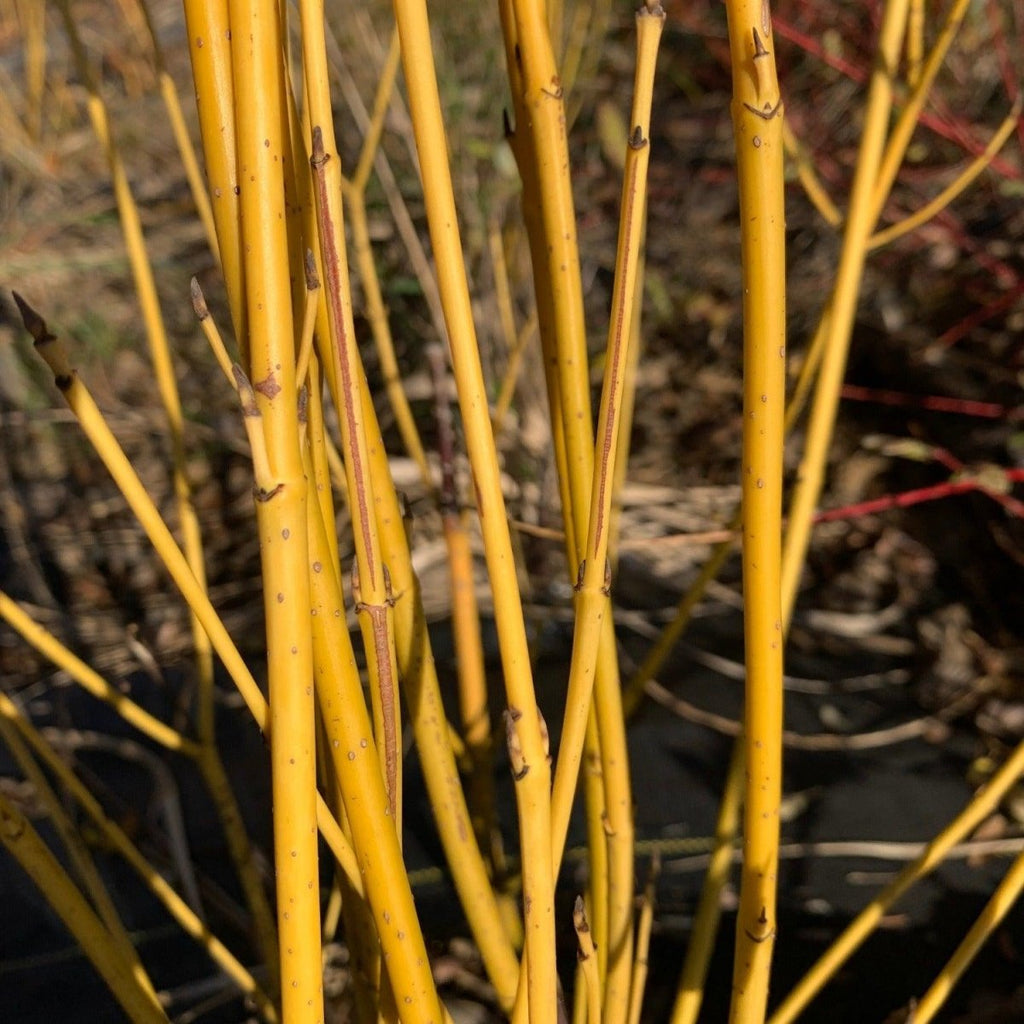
[392,0,556,1017]
[13,3,1024,1023]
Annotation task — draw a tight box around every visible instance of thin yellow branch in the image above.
[0,789,170,1024]
[868,97,1022,250]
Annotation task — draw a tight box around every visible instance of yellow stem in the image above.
[670,739,744,1024]
[393,0,555,1015]
[304,452,445,1024]
[0,692,278,1021]
[574,897,603,1024]
[867,0,971,230]
[0,591,198,755]
[0,712,160,1005]
[228,0,322,1013]
[551,25,664,1022]
[906,0,924,86]
[14,294,362,899]
[722,2,786,1021]
[768,734,1024,1023]
[627,856,659,1024]
[0,789,170,1024]
[780,0,910,627]
[782,118,841,228]
[191,278,237,385]
[911,848,1024,1023]
[182,0,247,351]
[868,98,1022,250]
[301,0,402,834]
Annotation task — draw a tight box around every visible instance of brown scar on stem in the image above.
[254,484,285,502]
[744,906,775,943]
[353,562,401,816]
[310,126,330,169]
[537,709,551,762]
[252,372,281,399]
[303,249,320,291]
[574,560,586,592]
[743,99,782,120]
[504,708,530,780]
[629,125,647,149]
[573,897,593,942]
[309,124,379,589]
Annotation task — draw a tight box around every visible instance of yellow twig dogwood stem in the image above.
[780,0,910,623]
[868,97,1021,250]
[13,295,362,900]
[722,2,786,1022]
[392,0,555,1017]
[671,739,745,1024]
[301,446,447,1024]
[56,9,278,979]
[299,0,403,830]
[910,848,1024,1023]
[0,789,170,1024]
[308,125,403,829]
[136,0,220,264]
[311,328,520,1002]
[0,591,198,756]
[867,0,971,231]
[182,0,247,350]
[298,0,518,1010]
[227,0,321,1015]
[552,10,664,1018]
[573,897,602,1024]
[627,856,659,1024]
[354,372,523,1006]
[342,30,431,487]
[0,692,278,1021]
[427,346,504,881]
[768,734,1024,1023]
[0,712,159,1006]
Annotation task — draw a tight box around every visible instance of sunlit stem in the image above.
[722,2,787,1021]
[574,897,602,1024]
[0,692,278,1021]
[393,0,555,1015]
[670,740,744,1024]
[911,848,1024,1023]
[627,854,660,1024]
[868,98,1022,250]
[768,735,1024,1023]
[780,0,910,624]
